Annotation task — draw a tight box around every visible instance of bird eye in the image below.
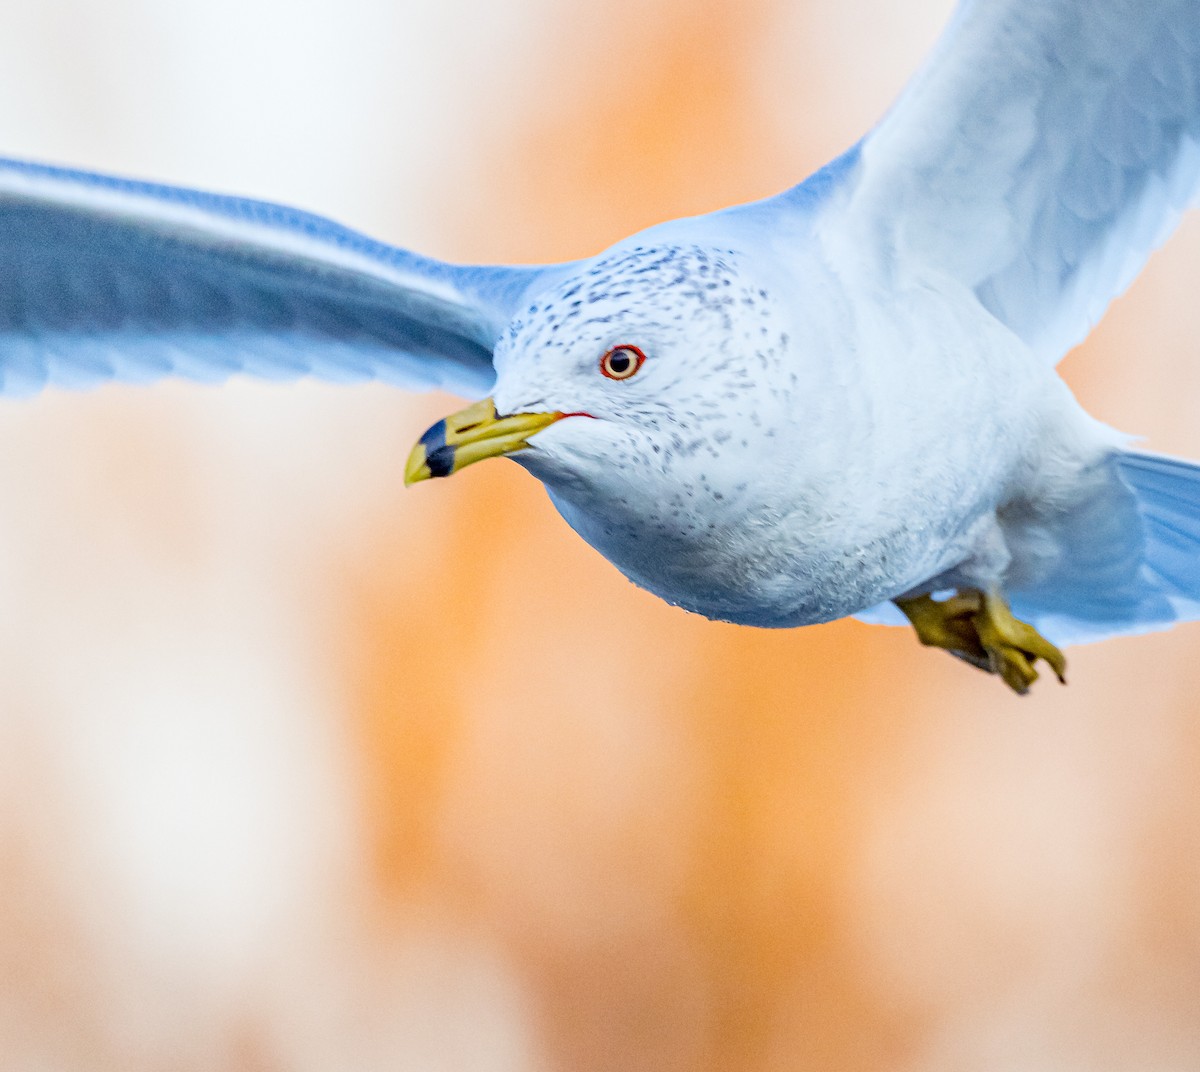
[600,345,646,381]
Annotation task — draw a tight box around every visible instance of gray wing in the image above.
[820,0,1200,363]
[0,157,564,398]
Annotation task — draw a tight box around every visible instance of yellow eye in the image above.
[600,344,646,381]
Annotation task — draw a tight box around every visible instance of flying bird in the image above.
[1,0,1198,694]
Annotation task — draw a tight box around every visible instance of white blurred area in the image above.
[0,1,553,1068]
[1,1,1200,1070]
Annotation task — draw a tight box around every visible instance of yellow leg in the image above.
[895,591,988,665]
[895,589,1067,695]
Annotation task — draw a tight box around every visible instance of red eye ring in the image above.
[600,344,646,381]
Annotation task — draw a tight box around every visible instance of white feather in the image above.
[837,0,1200,362]
[0,157,563,397]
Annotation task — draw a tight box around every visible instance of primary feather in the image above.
[842,0,1200,362]
[0,157,560,397]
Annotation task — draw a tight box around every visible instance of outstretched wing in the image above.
[0,157,563,398]
[828,0,1200,363]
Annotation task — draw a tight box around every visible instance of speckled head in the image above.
[484,241,801,615]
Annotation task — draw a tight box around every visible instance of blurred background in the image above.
[1,1,1199,1069]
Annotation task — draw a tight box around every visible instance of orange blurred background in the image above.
[1,1,1199,1069]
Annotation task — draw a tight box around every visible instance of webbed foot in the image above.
[895,588,1067,695]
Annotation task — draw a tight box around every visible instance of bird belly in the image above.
[547,487,949,628]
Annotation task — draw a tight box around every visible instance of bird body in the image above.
[3,0,1200,690]
[494,204,1120,633]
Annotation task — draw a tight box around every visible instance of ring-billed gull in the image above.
[1,0,1198,693]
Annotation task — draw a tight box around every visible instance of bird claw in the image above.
[895,588,1067,695]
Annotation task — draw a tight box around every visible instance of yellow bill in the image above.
[404,397,564,485]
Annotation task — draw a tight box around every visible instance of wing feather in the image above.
[826,0,1200,362]
[0,157,562,398]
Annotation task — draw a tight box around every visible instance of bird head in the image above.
[405,242,799,597]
